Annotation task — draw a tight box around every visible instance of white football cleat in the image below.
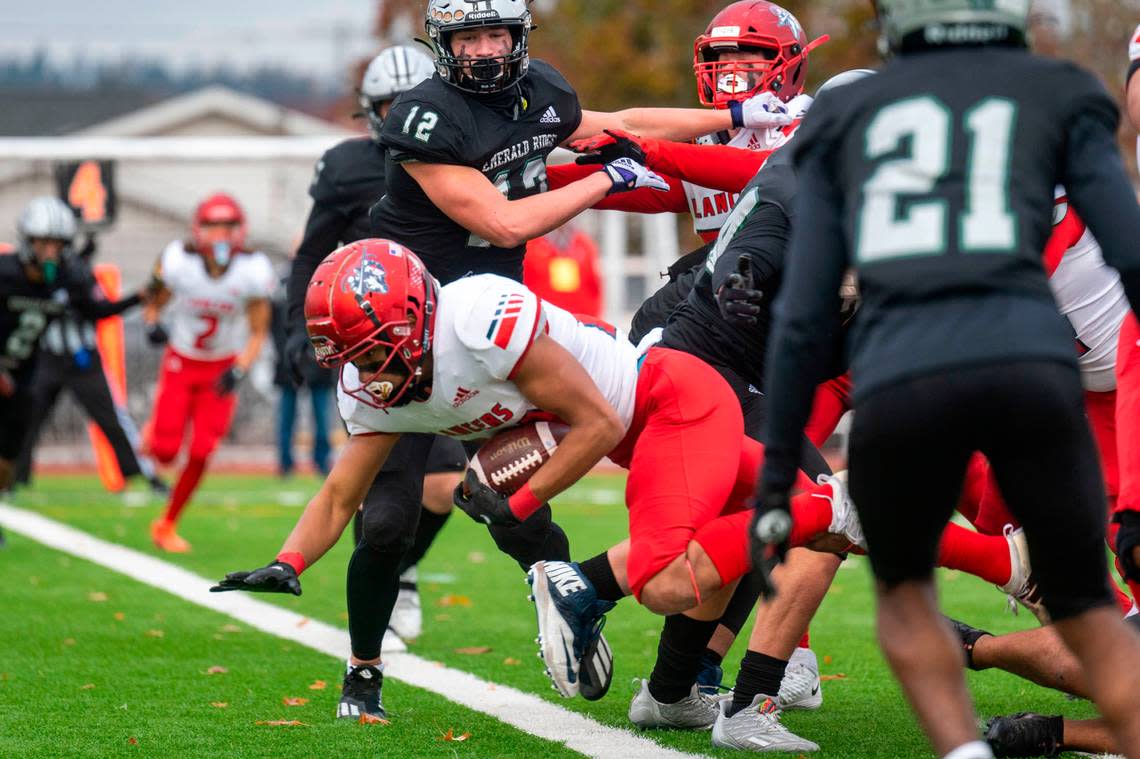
[778,646,822,710]
[999,525,1050,625]
[388,566,423,641]
[527,561,612,698]
[712,694,819,752]
[628,679,719,730]
[818,472,866,551]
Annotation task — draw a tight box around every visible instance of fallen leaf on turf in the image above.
[29,576,39,586]
[435,614,451,622]
[220,624,242,633]
[437,594,472,607]
[454,646,492,655]
[205,666,228,675]
[145,630,164,638]
[81,683,95,690]
[87,591,108,602]
[467,551,486,564]
[439,728,471,742]
[63,638,76,646]
[255,720,310,727]
[1,673,8,681]
[113,612,125,621]
[308,680,327,690]
[296,618,310,628]
[337,612,349,621]
[820,673,847,681]
[823,655,833,665]
[128,737,138,745]
[358,713,390,726]
[502,657,521,666]
[283,697,309,706]
[210,702,228,708]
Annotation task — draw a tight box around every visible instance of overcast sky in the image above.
[3,1,386,81]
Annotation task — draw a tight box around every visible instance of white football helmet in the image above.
[16,196,77,282]
[359,45,436,141]
[425,0,532,94]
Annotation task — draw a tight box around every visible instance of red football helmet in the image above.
[191,192,246,268]
[304,239,437,410]
[694,1,827,107]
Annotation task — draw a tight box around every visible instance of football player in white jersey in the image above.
[210,239,864,721]
[144,193,275,552]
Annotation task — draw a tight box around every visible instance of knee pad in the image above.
[359,495,420,556]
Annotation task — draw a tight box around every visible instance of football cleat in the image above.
[527,560,613,698]
[388,566,422,641]
[695,653,726,697]
[338,663,385,720]
[984,712,1063,757]
[999,525,1050,625]
[778,646,822,710]
[945,615,991,671]
[712,693,819,752]
[578,621,614,701]
[629,679,719,730]
[819,472,866,551]
[150,519,191,553]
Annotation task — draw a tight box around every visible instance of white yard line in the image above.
[0,503,706,759]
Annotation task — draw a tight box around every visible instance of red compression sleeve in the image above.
[649,140,772,194]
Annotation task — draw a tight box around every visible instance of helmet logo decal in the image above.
[343,251,389,296]
[769,5,802,37]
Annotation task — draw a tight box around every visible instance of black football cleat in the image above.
[944,616,991,670]
[985,712,1063,758]
[337,664,385,720]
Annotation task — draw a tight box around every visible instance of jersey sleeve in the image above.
[649,140,770,193]
[241,254,278,300]
[454,278,547,380]
[380,95,470,166]
[156,241,186,292]
[545,162,689,213]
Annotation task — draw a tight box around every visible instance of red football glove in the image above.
[570,129,660,168]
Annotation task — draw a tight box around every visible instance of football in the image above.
[469,421,570,495]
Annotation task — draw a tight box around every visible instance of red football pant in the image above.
[148,349,238,463]
[609,348,830,599]
[1116,312,1140,518]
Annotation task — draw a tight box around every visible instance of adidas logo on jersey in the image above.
[539,106,561,124]
[451,386,479,408]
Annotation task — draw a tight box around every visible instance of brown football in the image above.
[470,421,570,495]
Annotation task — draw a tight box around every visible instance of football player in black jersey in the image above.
[0,198,143,510]
[286,43,459,649]
[758,1,1140,757]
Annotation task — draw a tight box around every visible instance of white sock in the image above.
[347,659,383,674]
[943,740,993,759]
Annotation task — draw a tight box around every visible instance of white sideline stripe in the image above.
[0,505,706,759]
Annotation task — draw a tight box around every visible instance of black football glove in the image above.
[716,254,763,326]
[210,561,302,595]
[1116,511,1140,583]
[283,328,313,388]
[215,366,245,395]
[453,470,521,527]
[574,129,649,166]
[145,322,169,346]
[749,488,793,599]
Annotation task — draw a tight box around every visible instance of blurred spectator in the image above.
[523,225,603,318]
[271,267,333,477]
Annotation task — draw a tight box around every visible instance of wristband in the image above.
[728,100,744,129]
[276,551,307,575]
[508,482,543,521]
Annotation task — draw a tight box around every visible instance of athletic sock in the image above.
[787,481,839,546]
[647,614,719,704]
[701,649,723,667]
[579,551,625,602]
[943,739,994,759]
[162,456,207,524]
[398,508,451,574]
[937,524,1012,586]
[729,650,787,716]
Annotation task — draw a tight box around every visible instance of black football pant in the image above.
[848,360,1114,621]
[347,432,571,660]
[15,351,145,485]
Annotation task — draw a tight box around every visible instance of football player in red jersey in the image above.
[210,239,866,722]
[144,194,274,552]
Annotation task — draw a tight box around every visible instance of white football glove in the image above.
[603,157,670,194]
[729,91,795,130]
[785,93,814,120]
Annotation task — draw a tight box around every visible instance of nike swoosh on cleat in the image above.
[560,636,577,685]
[811,685,819,696]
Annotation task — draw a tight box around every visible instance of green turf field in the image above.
[0,474,1105,757]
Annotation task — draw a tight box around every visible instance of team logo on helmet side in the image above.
[342,251,389,296]
[769,4,802,36]
[462,0,498,20]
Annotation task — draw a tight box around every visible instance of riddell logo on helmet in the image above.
[462,0,499,20]
[311,339,337,361]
